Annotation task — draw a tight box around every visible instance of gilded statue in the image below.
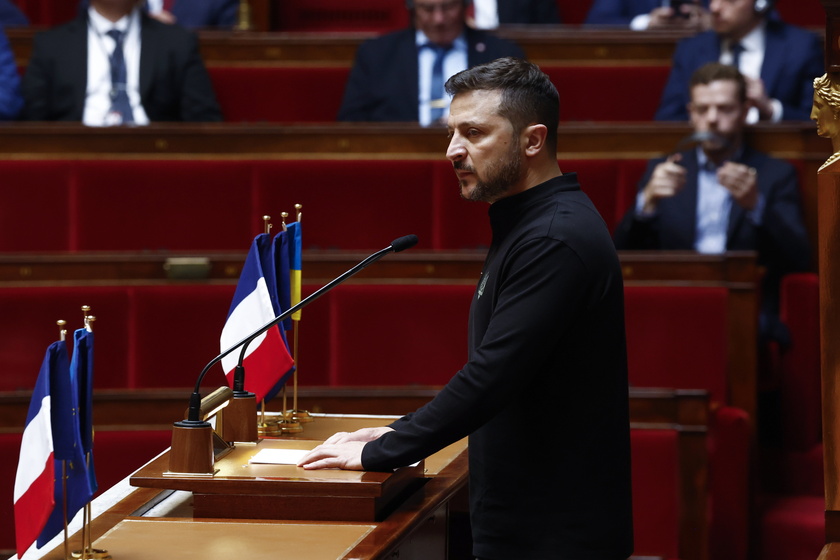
[812,73,840,171]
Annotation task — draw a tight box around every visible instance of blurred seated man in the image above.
[21,0,222,124]
[0,0,28,26]
[78,0,239,28]
[585,0,710,31]
[469,0,560,28]
[615,63,810,343]
[337,0,524,125]
[655,0,822,122]
[0,26,22,119]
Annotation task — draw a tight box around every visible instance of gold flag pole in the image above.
[257,216,282,437]
[72,307,109,560]
[288,204,311,424]
[276,211,302,434]
[57,320,71,560]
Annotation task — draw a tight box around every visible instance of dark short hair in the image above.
[445,57,559,151]
[689,62,747,104]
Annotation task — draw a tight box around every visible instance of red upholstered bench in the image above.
[0,160,73,252]
[543,66,671,122]
[208,67,350,123]
[623,285,729,407]
[0,286,132,392]
[311,283,474,386]
[74,160,254,252]
[254,159,441,251]
[272,0,409,31]
[631,428,681,559]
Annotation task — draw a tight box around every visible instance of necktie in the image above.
[729,42,744,71]
[106,29,134,125]
[426,44,452,124]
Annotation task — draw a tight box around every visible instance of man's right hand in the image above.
[640,154,687,214]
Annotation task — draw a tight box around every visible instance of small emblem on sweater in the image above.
[477,272,489,299]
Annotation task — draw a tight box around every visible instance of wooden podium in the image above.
[28,415,468,560]
[130,436,425,522]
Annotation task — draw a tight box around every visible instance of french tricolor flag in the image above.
[220,234,295,402]
[13,342,60,558]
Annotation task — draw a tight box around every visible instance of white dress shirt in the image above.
[471,0,500,29]
[83,7,150,126]
[719,21,782,123]
[416,30,468,127]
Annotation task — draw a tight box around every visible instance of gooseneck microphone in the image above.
[179,234,419,425]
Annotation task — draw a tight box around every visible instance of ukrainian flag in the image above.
[287,221,302,321]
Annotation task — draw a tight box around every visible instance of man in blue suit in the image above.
[655,0,822,122]
[337,0,524,125]
[615,63,810,342]
[586,0,710,30]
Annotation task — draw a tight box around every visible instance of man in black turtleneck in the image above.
[301,57,634,560]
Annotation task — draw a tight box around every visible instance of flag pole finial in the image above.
[280,211,288,232]
[57,319,66,342]
[82,306,95,332]
[295,203,302,223]
[262,215,272,235]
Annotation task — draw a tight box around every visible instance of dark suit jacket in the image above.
[497,0,560,24]
[0,0,27,26]
[337,27,525,122]
[585,0,709,25]
[655,20,823,121]
[613,146,810,318]
[20,12,222,122]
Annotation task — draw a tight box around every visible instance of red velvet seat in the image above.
[209,67,350,123]
[0,160,73,252]
[324,284,474,385]
[74,160,254,252]
[0,286,132,392]
[131,285,235,389]
[254,159,438,251]
[272,0,409,32]
[543,66,671,122]
[631,428,681,559]
[624,285,729,407]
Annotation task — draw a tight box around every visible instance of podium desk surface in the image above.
[24,415,468,560]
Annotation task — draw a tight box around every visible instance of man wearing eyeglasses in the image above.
[337,0,524,126]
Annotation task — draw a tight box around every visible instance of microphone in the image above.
[673,130,729,154]
[178,234,420,426]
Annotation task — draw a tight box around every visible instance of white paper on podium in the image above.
[248,448,311,465]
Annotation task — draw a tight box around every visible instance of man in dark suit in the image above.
[337,0,524,124]
[21,0,221,123]
[585,0,710,30]
[655,0,822,122]
[615,63,810,341]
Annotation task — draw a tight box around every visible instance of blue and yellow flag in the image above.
[286,221,302,321]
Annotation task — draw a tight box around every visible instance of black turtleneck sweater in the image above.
[362,173,634,560]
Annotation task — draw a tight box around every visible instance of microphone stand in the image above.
[169,235,418,474]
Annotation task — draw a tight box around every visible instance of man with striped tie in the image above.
[21,0,222,124]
